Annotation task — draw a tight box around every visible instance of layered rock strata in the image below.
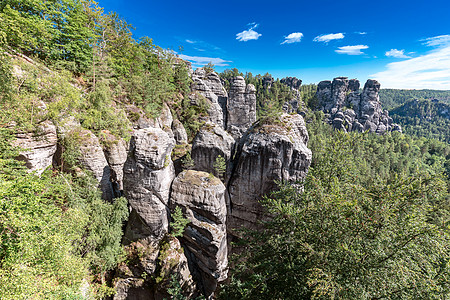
[227,114,312,234]
[317,77,401,134]
[227,76,257,139]
[170,170,228,298]
[123,127,176,243]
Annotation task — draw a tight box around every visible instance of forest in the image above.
[1,0,450,299]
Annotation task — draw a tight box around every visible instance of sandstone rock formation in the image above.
[172,119,188,145]
[317,77,401,134]
[123,127,176,243]
[227,76,257,139]
[13,120,57,175]
[101,131,128,196]
[191,69,227,128]
[170,170,228,298]
[114,237,195,300]
[227,114,312,234]
[280,76,302,90]
[76,129,114,200]
[191,122,234,179]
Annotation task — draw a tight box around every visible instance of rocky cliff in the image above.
[11,65,314,299]
[317,77,402,134]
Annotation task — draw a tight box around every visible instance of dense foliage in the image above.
[0,129,128,299]
[380,88,450,110]
[222,111,450,299]
[390,99,450,143]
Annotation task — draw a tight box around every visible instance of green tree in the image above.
[213,155,226,180]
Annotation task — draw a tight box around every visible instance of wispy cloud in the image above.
[313,33,344,43]
[356,32,367,35]
[371,46,450,89]
[335,45,368,55]
[178,54,232,67]
[385,49,411,58]
[186,39,196,44]
[421,35,450,47]
[236,23,262,42]
[281,32,304,44]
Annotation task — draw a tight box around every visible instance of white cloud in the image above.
[371,46,450,89]
[186,39,196,44]
[281,32,304,44]
[236,23,262,42]
[313,33,344,43]
[385,49,411,58]
[421,35,450,47]
[335,45,368,55]
[356,32,367,35]
[178,54,232,67]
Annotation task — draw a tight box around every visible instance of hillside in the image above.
[380,88,450,110]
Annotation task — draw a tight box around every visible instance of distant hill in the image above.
[390,99,450,142]
[380,89,450,110]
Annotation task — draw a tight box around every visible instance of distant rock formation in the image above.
[191,69,228,128]
[281,76,304,114]
[227,76,257,139]
[317,77,401,134]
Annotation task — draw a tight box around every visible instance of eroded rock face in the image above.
[13,120,57,175]
[191,122,234,179]
[317,77,401,134]
[191,69,227,128]
[281,77,302,90]
[227,114,312,234]
[101,131,128,195]
[114,237,195,300]
[170,170,228,298]
[227,76,257,139]
[123,128,176,243]
[76,129,114,200]
[172,119,188,145]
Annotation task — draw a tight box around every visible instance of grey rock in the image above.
[102,132,128,194]
[191,69,227,128]
[348,79,360,92]
[191,122,234,179]
[13,120,57,175]
[77,129,114,200]
[281,77,302,90]
[123,128,176,243]
[331,77,349,109]
[228,114,312,234]
[227,76,257,139]
[172,119,188,145]
[170,170,228,298]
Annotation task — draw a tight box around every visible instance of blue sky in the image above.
[101,0,450,89]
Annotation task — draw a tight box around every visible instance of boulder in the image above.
[13,120,57,175]
[123,128,176,243]
[170,170,228,298]
[101,131,128,196]
[227,76,257,139]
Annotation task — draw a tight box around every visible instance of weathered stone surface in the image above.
[13,120,57,175]
[100,130,128,196]
[317,77,400,134]
[191,122,234,178]
[114,237,195,300]
[77,129,114,200]
[227,114,312,234]
[123,128,176,243]
[227,76,257,138]
[172,119,188,145]
[191,69,227,128]
[281,77,302,90]
[170,170,228,298]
